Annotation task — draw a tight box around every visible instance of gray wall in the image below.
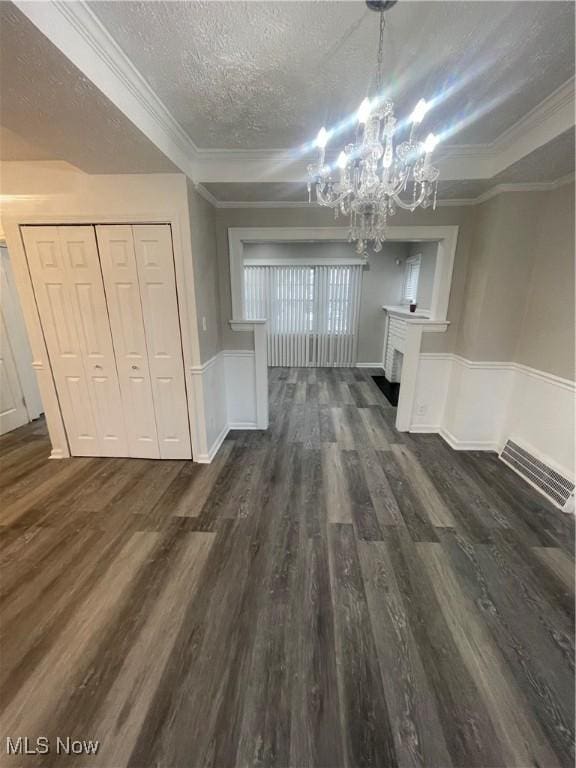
[359,243,408,361]
[452,184,575,380]
[243,240,408,363]
[514,183,575,379]
[213,188,574,380]
[215,205,474,353]
[187,180,222,363]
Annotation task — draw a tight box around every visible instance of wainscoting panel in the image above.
[189,354,227,463]
[504,365,575,481]
[190,349,260,462]
[224,350,258,428]
[411,353,575,487]
[443,358,516,450]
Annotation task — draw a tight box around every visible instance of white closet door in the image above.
[133,225,191,459]
[0,312,28,434]
[22,226,128,457]
[96,225,160,459]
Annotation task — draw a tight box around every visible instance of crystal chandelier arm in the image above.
[391,185,428,211]
[316,184,352,208]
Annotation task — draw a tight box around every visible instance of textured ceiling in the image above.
[492,128,575,184]
[0,4,176,174]
[90,0,575,150]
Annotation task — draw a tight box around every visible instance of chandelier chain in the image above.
[376,10,385,94]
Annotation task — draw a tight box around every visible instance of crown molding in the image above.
[438,172,575,207]
[13,2,575,187]
[14,0,200,178]
[194,183,220,207]
[203,173,575,209]
[492,77,575,164]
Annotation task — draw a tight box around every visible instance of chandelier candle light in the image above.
[307,0,440,256]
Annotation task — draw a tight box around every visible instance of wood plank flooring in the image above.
[0,367,574,767]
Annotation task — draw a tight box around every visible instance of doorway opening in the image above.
[0,241,43,436]
[229,225,457,431]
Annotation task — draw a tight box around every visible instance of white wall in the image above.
[411,352,574,484]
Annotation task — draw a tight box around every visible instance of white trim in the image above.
[395,323,423,431]
[195,173,576,209]
[419,352,576,389]
[438,173,575,208]
[11,3,573,188]
[229,226,458,323]
[194,183,221,208]
[189,352,220,375]
[194,422,229,464]
[15,1,200,179]
[439,428,499,453]
[215,201,314,209]
[491,77,575,175]
[244,257,365,266]
[356,362,384,369]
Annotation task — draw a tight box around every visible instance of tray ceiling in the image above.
[0,4,176,174]
[89,0,575,150]
[202,127,575,204]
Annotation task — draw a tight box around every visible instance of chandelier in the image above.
[307,0,440,256]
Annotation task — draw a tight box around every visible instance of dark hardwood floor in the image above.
[0,367,574,767]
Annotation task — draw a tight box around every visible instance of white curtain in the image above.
[244,264,363,366]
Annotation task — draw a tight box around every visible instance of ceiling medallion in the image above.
[307,0,440,257]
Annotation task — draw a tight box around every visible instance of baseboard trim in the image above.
[410,424,441,434]
[440,428,499,453]
[410,424,499,451]
[228,421,260,430]
[195,423,229,464]
[356,362,384,369]
[49,447,67,459]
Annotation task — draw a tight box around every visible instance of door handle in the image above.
[94,364,103,369]
[131,365,139,370]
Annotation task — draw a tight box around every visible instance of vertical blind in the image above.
[244,264,363,366]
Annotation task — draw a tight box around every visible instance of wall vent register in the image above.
[500,439,575,512]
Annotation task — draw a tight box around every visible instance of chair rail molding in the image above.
[411,352,575,482]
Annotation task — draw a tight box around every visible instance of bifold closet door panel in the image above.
[22,226,128,457]
[133,225,191,460]
[95,225,160,459]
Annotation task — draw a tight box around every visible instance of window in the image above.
[402,255,421,304]
[243,264,363,366]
